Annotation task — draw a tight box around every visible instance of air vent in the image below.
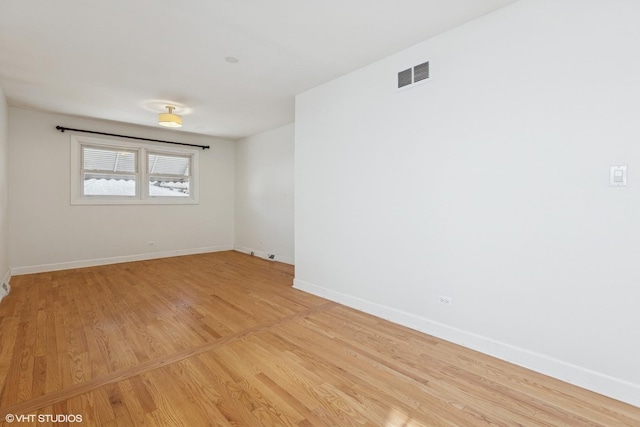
[398,68,413,89]
[397,60,430,89]
[413,61,429,83]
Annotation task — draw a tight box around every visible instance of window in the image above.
[82,146,138,197]
[148,152,190,197]
[71,135,199,205]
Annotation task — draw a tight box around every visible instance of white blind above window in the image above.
[148,153,190,176]
[83,147,136,173]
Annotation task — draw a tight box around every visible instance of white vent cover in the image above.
[397,61,430,89]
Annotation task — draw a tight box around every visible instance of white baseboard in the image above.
[2,269,10,287]
[293,278,640,409]
[10,245,234,276]
[0,269,10,302]
[234,245,294,265]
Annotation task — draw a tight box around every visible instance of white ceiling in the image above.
[0,0,518,139]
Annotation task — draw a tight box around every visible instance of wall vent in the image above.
[397,68,413,89]
[413,61,430,82]
[397,61,430,89]
[0,282,9,301]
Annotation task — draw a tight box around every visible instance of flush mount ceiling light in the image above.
[158,105,182,128]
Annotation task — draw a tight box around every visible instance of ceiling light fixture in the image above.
[158,105,182,128]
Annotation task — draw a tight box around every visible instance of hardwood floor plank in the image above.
[298,308,601,426]
[266,322,484,426]
[0,300,335,417]
[312,304,638,426]
[0,251,638,426]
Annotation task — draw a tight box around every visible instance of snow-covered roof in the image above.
[84,179,189,197]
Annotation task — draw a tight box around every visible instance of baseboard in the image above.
[234,245,294,265]
[10,245,234,276]
[0,269,10,302]
[293,278,640,408]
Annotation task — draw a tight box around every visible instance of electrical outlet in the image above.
[147,241,155,247]
[438,295,453,306]
[268,254,275,260]
[1,282,8,293]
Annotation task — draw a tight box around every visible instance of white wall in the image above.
[9,108,235,273]
[295,0,640,407]
[235,123,294,264]
[0,86,9,294]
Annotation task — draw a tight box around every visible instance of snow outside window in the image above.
[82,146,138,196]
[71,135,199,205]
[148,153,190,197]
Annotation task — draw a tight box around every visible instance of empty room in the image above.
[1,0,639,426]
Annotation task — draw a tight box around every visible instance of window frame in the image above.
[71,135,199,205]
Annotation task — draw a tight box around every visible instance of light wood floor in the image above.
[0,251,638,426]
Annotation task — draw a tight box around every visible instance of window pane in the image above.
[83,147,136,173]
[84,174,136,196]
[149,177,189,197]
[148,153,190,176]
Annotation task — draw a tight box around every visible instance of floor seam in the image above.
[0,301,336,417]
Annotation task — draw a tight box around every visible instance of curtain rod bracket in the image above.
[55,126,210,150]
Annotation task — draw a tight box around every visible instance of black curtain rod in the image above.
[55,126,210,150]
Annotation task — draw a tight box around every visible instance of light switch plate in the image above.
[610,166,627,187]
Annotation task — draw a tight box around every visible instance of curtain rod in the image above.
[55,126,210,150]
